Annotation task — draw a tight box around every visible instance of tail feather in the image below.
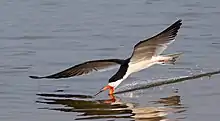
[159,52,182,65]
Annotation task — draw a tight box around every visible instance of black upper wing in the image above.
[29,59,124,79]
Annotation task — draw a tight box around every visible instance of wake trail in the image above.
[114,70,220,94]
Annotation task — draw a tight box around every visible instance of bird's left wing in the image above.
[29,59,124,79]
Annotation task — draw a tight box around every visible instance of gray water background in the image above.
[1,0,220,121]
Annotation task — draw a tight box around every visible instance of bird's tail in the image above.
[158,52,182,65]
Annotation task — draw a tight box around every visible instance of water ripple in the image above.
[36,93,186,120]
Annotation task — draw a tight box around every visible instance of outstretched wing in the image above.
[130,19,182,63]
[29,59,124,79]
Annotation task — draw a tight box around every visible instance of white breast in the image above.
[109,57,161,89]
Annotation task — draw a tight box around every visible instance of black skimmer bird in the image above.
[30,19,182,96]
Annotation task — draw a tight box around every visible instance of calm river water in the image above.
[1,0,220,121]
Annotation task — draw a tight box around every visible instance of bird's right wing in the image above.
[130,19,182,64]
[29,59,124,79]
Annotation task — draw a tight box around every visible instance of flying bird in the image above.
[30,19,183,96]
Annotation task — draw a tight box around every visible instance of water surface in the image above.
[1,0,220,121]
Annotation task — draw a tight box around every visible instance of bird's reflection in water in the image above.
[36,92,186,120]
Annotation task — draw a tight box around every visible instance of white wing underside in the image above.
[154,39,175,55]
[130,19,182,65]
[129,39,175,65]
